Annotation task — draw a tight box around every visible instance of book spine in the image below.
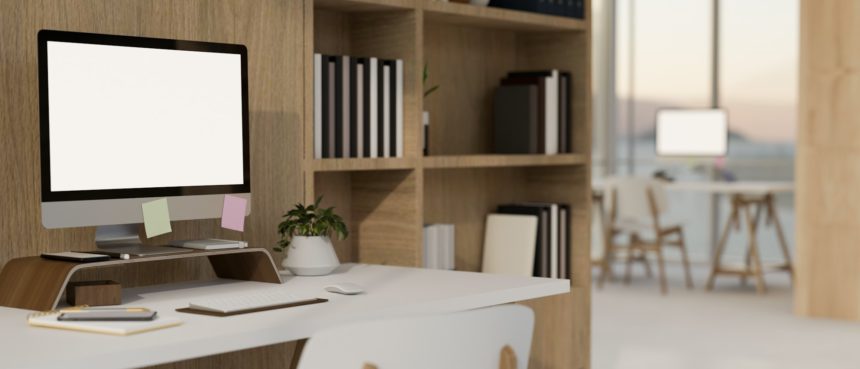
[341,56,351,158]
[356,60,365,158]
[334,56,343,158]
[314,54,322,159]
[325,56,335,158]
[395,59,404,158]
[382,63,391,158]
[369,58,379,158]
[349,57,358,158]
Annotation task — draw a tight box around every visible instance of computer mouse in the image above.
[324,282,364,295]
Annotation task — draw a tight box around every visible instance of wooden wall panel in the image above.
[0,0,306,366]
[796,0,860,320]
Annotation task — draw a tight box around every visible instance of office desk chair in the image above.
[605,176,694,294]
[294,305,534,369]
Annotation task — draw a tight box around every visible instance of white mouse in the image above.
[324,282,364,295]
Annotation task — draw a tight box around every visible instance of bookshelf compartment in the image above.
[423,165,587,280]
[422,20,588,157]
[313,169,420,266]
[311,5,420,161]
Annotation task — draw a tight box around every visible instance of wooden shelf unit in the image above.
[302,1,591,368]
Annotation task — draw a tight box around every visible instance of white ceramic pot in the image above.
[281,236,340,276]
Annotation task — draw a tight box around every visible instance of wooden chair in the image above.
[606,177,694,294]
[294,305,534,369]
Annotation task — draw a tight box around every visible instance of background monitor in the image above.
[656,109,728,157]
[38,30,250,247]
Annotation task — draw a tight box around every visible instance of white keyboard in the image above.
[188,289,318,314]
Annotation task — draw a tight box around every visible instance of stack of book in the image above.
[493,69,572,155]
[313,54,404,159]
[488,0,585,19]
[423,224,455,270]
[496,203,570,279]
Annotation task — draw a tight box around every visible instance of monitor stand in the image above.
[95,224,191,257]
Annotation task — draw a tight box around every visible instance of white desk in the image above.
[593,180,794,293]
[0,263,569,369]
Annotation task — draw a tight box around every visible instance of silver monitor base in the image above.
[95,224,191,257]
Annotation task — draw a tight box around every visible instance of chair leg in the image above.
[655,242,668,295]
[677,231,694,289]
[641,252,654,278]
[623,247,634,285]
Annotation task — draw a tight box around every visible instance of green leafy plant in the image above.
[274,197,348,253]
[423,63,439,98]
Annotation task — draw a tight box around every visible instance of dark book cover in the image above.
[560,72,571,153]
[573,0,585,19]
[559,204,570,279]
[349,57,359,158]
[333,55,344,158]
[501,76,546,153]
[377,60,386,157]
[358,58,373,158]
[387,60,398,158]
[498,204,550,278]
[493,85,538,154]
[321,55,330,158]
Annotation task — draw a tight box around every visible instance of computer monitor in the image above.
[38,30,250,255]
[656,109,728,157]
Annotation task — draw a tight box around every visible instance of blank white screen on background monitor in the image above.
[656,109,728,157]
[47,41,245,192]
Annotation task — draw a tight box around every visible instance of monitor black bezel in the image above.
[38,30,251,202]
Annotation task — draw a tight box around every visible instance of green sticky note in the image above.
[141,198,172,238]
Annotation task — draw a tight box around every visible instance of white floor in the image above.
[592,262,860,369]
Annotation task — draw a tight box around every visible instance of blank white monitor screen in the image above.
[47,41,245,192]
[656,109,728,156]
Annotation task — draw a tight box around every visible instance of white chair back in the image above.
[296,305,535,369]
[604,176,669,227]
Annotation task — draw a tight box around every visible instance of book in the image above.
[497,204,547,277]
[559,205,570,278]
[524,202,558,278]
[369,57,379,158]
[382,62,392,158]
[355,60,365,158]
[313,53,322,159]
[376,58,385,157]
[559,72,570,153]
[169,239,248,250]
[482,214,539,277]
[508,70,563,155]
[349,57,359,158]
[28,309,182,336]
[341,55,351,158]
[395,59,404,158]
[493,85,539,154]
[333,56,343,157]
[501,76,547,153]
[326,56,336,158]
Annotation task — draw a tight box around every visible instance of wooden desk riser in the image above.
[0,248,282,311]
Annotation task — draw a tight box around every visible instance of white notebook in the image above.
[169,239,247,250]
[482,214,539,277]
[28,311,181,336]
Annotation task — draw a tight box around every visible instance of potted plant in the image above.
[275,197,348,276]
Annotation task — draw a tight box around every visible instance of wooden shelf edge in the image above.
[314,0,415,12]
[309,157,418,172]
[423,153,587,169]
[422,1,587,32]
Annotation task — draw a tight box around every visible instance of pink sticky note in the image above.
[221,195,248,232]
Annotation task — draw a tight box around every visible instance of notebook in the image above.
[481,214,539,277]
[28,309,182,336]
[169,239,247,250]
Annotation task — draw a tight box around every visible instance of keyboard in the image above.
[188,289,318,314]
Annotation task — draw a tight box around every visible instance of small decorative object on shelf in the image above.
[423,63,439,156]
[276,197,348,276]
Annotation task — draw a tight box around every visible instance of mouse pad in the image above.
[176,298,328,317]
